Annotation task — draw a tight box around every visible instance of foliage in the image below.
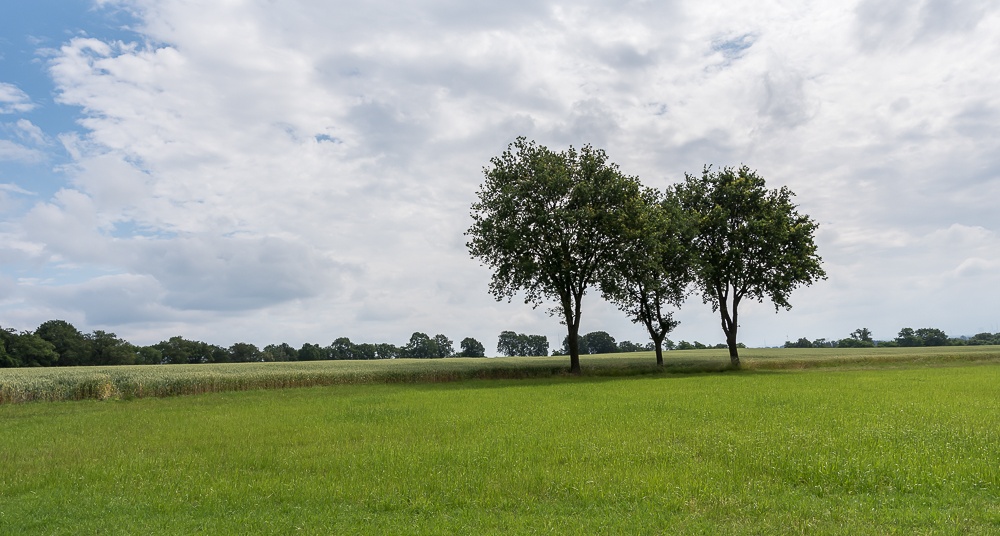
[458,337,486,357]
[968,332,1000,345]
[7,331,59,367]
[674,165,826,366]
[784,337,814,349]
[466,137,646,373]
[558,331,628,355]
[497,331,549,357]
[400,332,453,358]
[87,330,137,366]
[599,187,694,365]
[616,340,653,353]
[35,320,90,367]
[838,328,875,348]
[154,336,221,365]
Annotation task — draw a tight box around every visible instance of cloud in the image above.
[1,0,999,349]
[0,140,45,163]
[0,83,35,114]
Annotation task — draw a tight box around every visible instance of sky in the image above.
[1,0,998,353]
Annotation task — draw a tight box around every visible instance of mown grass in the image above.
[3,345,999,404]
[0,361,997,534]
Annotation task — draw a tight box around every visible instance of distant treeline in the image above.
[784,327,1000,349]
[549,331,745,355]
[0,320,748,369]
[0,320,492,368]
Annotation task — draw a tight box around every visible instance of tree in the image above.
[581,331,618,354]
[459,337,486,357]
[230,342,262,362]
[915,327,949,347]
[784,337,813,348]
[262,343,298,362]
[0,328,22,367]
[523,334,549,356]
[374,343,399,359]
[8,331,59,367]
[499,331,549,356]
[355,342,378,360]
[968,332,1000,345]
[895,327,920,347]
[35,320,91,367]
[497,330,520,357]
[600,188,694,365]
[467,138,645,374]
[402,332,437,358]
[432,334,454,358]
[155,336,215,364]
[674,165,826,367]
[87,330,136,366]
[851,328,873,344]
[329,337,355,359]
[135,346,163,365]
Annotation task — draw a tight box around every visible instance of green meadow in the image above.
[1,351,998,534]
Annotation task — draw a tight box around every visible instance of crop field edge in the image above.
[2,345,999,404]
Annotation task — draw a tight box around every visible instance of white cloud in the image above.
[0,83,35,114]
[1,0,999,349]
[0,140,45,163]
[15,119,47,145]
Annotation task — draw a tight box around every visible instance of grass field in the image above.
[1,351,998,534]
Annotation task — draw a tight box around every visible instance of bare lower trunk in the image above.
[719,291,741,369]
[727,332,740,368]
[565,293,583,375]
[652,334,665,366]
[568,329,581,374]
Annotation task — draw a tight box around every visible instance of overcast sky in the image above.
[1,0,998,353]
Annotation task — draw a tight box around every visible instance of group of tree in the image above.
[467,137,825,371]
[496,331,549,357]
[553,331,653,355]
[0,321,489,368]
[783,327,1000,349]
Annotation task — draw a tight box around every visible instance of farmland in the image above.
[3,345,1000,404]
[1,350,998,534]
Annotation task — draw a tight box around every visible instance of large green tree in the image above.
[87,330,136,366]
[35,320,91,367]
[599,188,694,365]
[458,337,486,357]
[467,137,645,373]
[674,165,826,367]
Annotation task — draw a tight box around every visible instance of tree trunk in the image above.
[719,293,741,369]
[568,324,581,374]
[652,334,664,366]
[727,331,740,368]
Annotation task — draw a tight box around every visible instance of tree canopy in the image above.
[466,137,645,373]
[674,165,826,366]
[599,187,694,365]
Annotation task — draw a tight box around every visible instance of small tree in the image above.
[915,328,949,347]
[600,188,694,365]
[467,137,645,373]
[459,337,486,357]
[674,165,826,367]
[497,330,520,357]
[581,331,618,354]
[523,334,549,356]
[432,334,454,358]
